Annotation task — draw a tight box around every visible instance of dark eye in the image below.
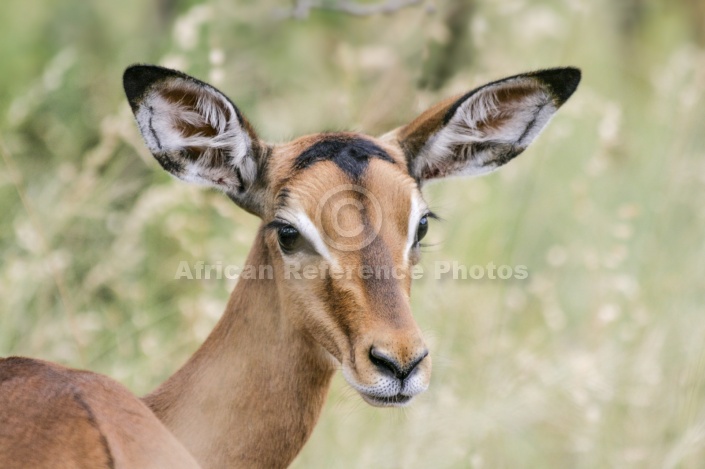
[416,215,429,243]
[277,225,302,253]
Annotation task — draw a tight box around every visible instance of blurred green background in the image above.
[1,0,704,467]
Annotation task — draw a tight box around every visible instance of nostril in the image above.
[369,347,403,379]
[369,347,428,381]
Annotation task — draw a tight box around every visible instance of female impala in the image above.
[0,65,580,468]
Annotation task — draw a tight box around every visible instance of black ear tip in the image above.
[123,64,181,109]
[534,67,582,106]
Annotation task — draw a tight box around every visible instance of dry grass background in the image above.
[1,0,705,467]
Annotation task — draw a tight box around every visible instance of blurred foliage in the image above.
[1,0,705,467]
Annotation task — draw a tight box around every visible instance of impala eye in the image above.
[416,215,429,243]
[277,225,303,254]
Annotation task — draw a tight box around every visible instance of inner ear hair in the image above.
[396,67,581,183]
[124,65,269,216]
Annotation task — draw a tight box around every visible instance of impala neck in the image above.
[144,229,335,469]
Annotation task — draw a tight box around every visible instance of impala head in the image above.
[124,65,580,407]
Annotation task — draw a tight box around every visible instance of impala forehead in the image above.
[293,134,396,179]
[268,132,407,188]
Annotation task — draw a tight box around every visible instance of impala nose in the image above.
[369,347,428,381]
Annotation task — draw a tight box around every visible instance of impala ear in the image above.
[389,67,581,183]
[123,65,268,216]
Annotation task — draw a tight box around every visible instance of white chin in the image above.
[360,392,414,408]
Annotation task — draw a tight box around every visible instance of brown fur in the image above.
[144,238,335,468]
[0,357,200,469]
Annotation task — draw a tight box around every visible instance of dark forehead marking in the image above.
[293,134,395,180]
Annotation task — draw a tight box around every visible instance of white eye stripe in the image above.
[405,194,428,260]
[276,209,335,264]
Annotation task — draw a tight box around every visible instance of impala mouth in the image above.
[360,392,413,407]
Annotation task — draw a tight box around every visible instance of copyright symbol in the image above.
[314,184,382,252]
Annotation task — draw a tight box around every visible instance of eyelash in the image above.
[414,211,438,245]
[415,216,428,244]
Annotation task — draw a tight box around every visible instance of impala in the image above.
[0,65,580,468]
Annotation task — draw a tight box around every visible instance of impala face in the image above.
[264,134,432,406]
[124,64,580,407]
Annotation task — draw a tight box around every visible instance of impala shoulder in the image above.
[1,357,201,469]
[0,357,116,469]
